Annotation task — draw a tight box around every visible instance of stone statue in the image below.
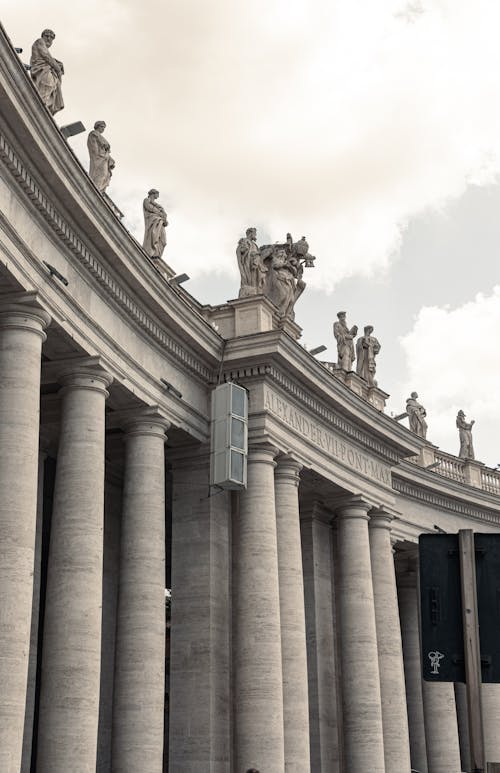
[406,392,428,438]
[356,325,381,386]
[261,233,315,320]
[87,122,115,193]
[333,311,358,371]
[236,227,268,297]
[30,29,64,114]
[456,410,475,459]
[236,228,315,319]
[142,190,168,259]
[266,248,297,319]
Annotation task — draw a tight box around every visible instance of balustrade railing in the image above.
[407,446,500,496]
[433,451,466,483]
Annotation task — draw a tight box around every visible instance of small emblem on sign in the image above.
[428,650,445,674]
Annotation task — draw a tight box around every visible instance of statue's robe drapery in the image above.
[356,334,381,385]
[87,131,114,192]
[30,38,64,114]
[143,199,168,259]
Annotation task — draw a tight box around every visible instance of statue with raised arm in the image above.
[456,410,475,459]
[143,189,168,259]
[356,325,381,386]
[406,392,428,438]
[30,29,64,114]
[333,311,358,371]
[236,227,268,297]
[87,122,115,192]
[261,233,315,319]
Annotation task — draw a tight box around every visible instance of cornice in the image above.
[393,471,500,525]
[223,330,423,461]
[223,355,416,466]
[0,130,216,382]
[0,26,222,379]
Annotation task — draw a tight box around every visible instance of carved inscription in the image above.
[265,389,391,486]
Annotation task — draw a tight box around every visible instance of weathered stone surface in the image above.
[87,122,115,193]
[143,190,168,259]
[30,30,64,114]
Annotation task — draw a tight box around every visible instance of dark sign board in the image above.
[419,533,500,683]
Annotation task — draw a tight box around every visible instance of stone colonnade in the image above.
[0,293,172,772]
[2,294,500,772]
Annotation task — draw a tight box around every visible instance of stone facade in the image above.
[1,24,500,773]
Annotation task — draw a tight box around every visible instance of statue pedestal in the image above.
[332,370,388,410]
[367,385,389,412]
[202,296,303,340]
[464,458,484,488]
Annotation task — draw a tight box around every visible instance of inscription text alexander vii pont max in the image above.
[265,389,391,487]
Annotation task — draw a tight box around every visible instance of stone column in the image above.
[369,510,412,773]
[274,455,310,772]
[482,685,500,765]
[97,479,122,773]
[0,299,50,773]
[422,681,462,773]
[169,447,231,771]
[36,361,112,773]
[233,444,284,773]
[455,682,471,772]
[112,413,169,773]
[396,553,428,773]
[335,496,385,772]
[21,448,47,773]
[301,505,340,772]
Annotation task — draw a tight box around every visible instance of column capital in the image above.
[247,443,278,467]
[274,454,302,485]
[55,357,113,395]
[335,494,373,521]
[0,296,51,339]
[109,406,170,439]
[369,507,395,531]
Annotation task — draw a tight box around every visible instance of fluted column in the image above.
[301,506,340,772]
[335,496,385,772]
[0,300,50,773]
[274,455,310,772]
[112,412,169,773]
[422,680,462,773]
[369,510,411,773]
[233,444,284,773]
[396,553,428,772]
[37,361,112,773]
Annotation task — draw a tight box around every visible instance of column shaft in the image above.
[301,511,340,772]
[37,365,111,773]
[112,417,168,772]
[275,456,310,772]
[482,685,500,765]
[422,681,462,773]
[369,511,411,773]
[233,445,284,773]
[397,561,428,773]
[336,497,385,772]
[455,682,471,772]
[21,450,46,773]
[0,303,49,773]
[168,450,231,771]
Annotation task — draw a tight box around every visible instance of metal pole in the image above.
[459,529,485,773]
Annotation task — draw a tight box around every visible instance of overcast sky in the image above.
[4,1,500,466]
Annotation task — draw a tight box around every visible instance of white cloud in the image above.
[395,286,500,465]
[5,0,500,290]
